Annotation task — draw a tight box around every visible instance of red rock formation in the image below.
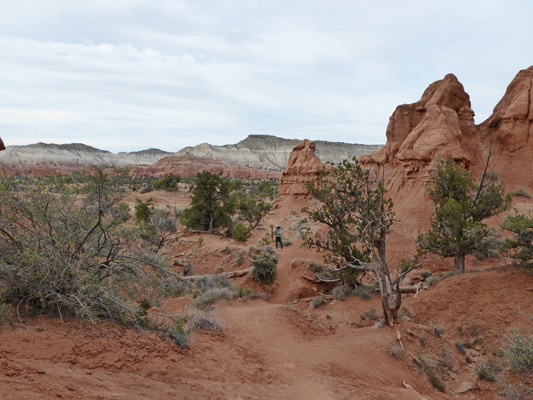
[360,67,533,269]
[278,139,324,195]
[363,73,479,167]
[479,66,533,191]
[0,137,5,151]
[133,154,281,179]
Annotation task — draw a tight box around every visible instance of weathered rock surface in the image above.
[177,135,381,171]
[359,66,533,267]
[362,73,478,167]
[278,139,324,195]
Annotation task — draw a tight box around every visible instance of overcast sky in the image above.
[0,1,531,153]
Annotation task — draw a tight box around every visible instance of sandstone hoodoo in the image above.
[359,66,533,266]
[278,139,324,196]
[362,73,478,167]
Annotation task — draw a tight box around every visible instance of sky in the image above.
[0,1,532,153]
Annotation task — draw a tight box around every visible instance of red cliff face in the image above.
[278,139,324,196]
[362,73,479,167]
[359,66,533,267]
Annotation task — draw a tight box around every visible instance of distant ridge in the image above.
[0,142,172,167]
[177,134,382,170]
[0,136,382,173]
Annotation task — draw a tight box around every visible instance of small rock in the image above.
[455,381,474,393]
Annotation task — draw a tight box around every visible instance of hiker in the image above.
[274,225,283,250]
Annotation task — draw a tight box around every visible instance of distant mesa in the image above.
[0,135,381,178]
[177,134,381,171]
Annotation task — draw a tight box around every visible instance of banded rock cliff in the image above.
[177,135,381,171]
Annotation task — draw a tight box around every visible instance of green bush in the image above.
[332,285,352,300]
[0,169,169,327]
[514,188,531,198]
[353,285,373,300]
[251,249,278,284]
[233,222,252,242]
[153,173,180,191]
[0,303,13,327]
[475,359,500,382]
[189,310,224,332]
[503,330,533,373]
[164,320,191,348]
[190,287,234,309]
[312,296,325,308]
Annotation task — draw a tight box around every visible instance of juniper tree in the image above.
[417,155,511,274]
[302,157,414,326]
[181,171,237,231]
[502,213,533,269]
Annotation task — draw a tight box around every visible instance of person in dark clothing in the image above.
[274,225,283,250]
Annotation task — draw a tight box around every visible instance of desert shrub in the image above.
[514,188,531,198]
[251,249,278,284]
[503,329,533,374]
[474,228,504,260]
[235,285,249,299]
[425,368,446,392]
[455,341,467,355]
[283,237,292,246]
[249,290,267,300]
[502,213,533,269]
[353,285,373,300]
[309,262,325,273]
[433,325,444,337]
[164,320,191,348]
[139,208,178,250]
[499,383,533,399]
[388,343,405,359]
[417,358,446,392]
[332,285,352,300]
[189,310,224,332]
[232,222,252,242]
[311,296,325,309]
[153,173,180,191]
[0,169,169,327]
[475,359,500,382]
[398,307,413,320]
[360,308,380,321]
[0,302,13,327]
[160,277,191,297]
[193,275,233,292]
[190,287,234,310]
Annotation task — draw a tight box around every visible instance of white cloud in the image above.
[0,1,532,151]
